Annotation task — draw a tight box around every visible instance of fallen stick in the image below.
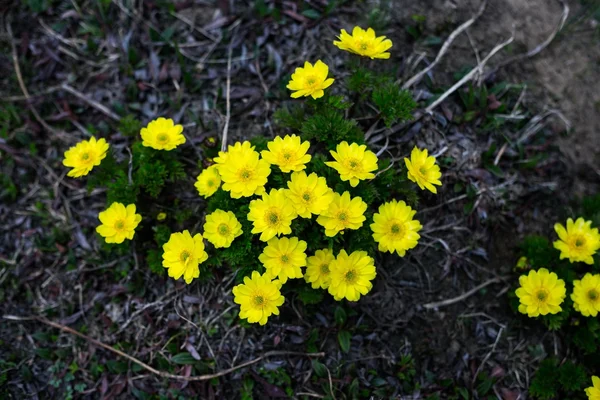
[402,0,487,89]
[425,34,514,114]
[422,277,504,309]
[3,314,325,381]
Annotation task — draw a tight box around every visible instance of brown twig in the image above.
[221,43,233,152]
[425,33,514,114]
[6,19,58,135]
[402,0,487,89]
[3,315,325,381]
[61,84,121,122]
[422,277,504,309]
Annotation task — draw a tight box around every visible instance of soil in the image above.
[1,0,599,398]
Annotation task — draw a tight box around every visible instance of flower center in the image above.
[180,250,192,263]
[358,41,369,51]
[588,289,599,301]
[574,237,586,247]
[320,264,330,274]
[281,254,290,264]
[283,152,292,161]
[347,158,361,171]
[337,212,348,222]
[239,168,252,182]
[207,180,214,187]
[419,166,428,176]
[536,289,548,302]
[157,133,169,143]
[345,270,357,283]
[254,295,265,306]
[305,75,318,89]
[265,209,280,226]
[302,192,311,202]
[390,223,405,238]
[218,223,230,236]
[114,220,125,231]
[81,152,90,161]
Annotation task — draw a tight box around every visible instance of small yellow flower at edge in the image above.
[259,236,307,284]
[404,147,442,194]
[232,271,285,325]
[162,230,208,284]
[141,117,186,151]
[203,209,243,248]
[553,217,600,265]
[305,249,336,289]
[333,26,393,59]
[571,273,600,317]
[63,136,109,178]
[96,202,142,244]
[328,250,377,301]
[515,268,566,318]
[371,200,422,256]
[195,165,222,198]
[261,134,311,173]
[287,60,334,100]
[326,141,378,187]
[586,376,600,400]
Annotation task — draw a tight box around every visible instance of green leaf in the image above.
[558,361,587,391]
[529,358,560,399]
[338,330,351,353]
[311,360,327,378]
[334,306,347,326]
[301,9,321,19]
[171,353,198,365]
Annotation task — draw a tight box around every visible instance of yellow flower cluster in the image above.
[196,135,433,325]
[516,217,600,318]
[287,26,393,99]
[63,126,441,324]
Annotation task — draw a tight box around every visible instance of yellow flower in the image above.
[203,209,243,248]
[371,200,422,256]
[333,27,393,59]
[157,212,167,221]
[261,135,311,173]
[317,191,367,237]
[553,217,600,265]
[62,136,109,178]
[285,172,334,218]
[328,250,376,301]
[195,165,222,198]
[214,141,271,198]
[141,117,186,150]
[404,147,442,194]
[232,271,285,325]
[515,256,529,270]
[248,188,297,241]
[259,237,307,283]
[286,60,334,100]
[515,268,566,317]
[586,376,600,400]
[325,141,378,187]
[305,249,335,289]
[571,273,600,317]
[162,230,208,284]
[96,202,142,244]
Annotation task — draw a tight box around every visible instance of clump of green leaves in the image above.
[530,358,588,399]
